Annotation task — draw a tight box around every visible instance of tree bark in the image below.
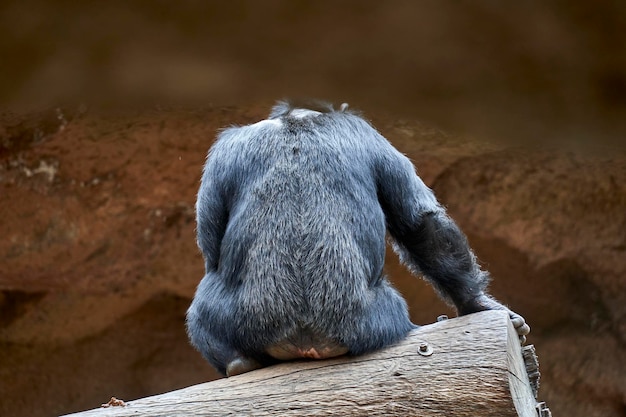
[63,310,544,417]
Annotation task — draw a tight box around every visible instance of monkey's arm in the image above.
[375,150,530,339]
[196,141,231,272]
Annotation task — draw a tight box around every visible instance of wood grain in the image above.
[63,310,538,417]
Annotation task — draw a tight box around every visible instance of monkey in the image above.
[186,100,530,377]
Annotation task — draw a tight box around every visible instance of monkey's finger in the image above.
[516,322,531,336]
[510,315,525,328]
[509,315,531,335]
[519,335,527,345]
[510,315,528,328]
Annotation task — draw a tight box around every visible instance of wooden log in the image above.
[63,310,544,417]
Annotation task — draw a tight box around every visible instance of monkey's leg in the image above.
[187,317,264,376]
[339,282,415,355]
[187,289,265,376]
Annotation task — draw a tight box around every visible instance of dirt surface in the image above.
[1,2,626,417]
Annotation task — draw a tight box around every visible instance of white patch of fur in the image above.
[290,109,322,119]
[254,118,283,128]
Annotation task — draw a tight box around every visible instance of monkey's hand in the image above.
[459,294,531,344]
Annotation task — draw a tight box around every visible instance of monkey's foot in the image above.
[460,294,531,344]
[225,356,262,377]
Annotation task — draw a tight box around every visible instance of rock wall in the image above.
[0,106,624,417]
[1,1,626,416]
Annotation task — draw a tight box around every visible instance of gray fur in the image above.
[187,101,529,375]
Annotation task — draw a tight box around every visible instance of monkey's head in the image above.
[269,99,351,119]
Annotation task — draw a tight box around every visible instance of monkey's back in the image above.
[215,115,390,341]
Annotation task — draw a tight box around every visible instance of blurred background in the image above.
[1,1,625,416]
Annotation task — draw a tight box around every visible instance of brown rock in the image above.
[1,107,624,417]
[1,2,626,416]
